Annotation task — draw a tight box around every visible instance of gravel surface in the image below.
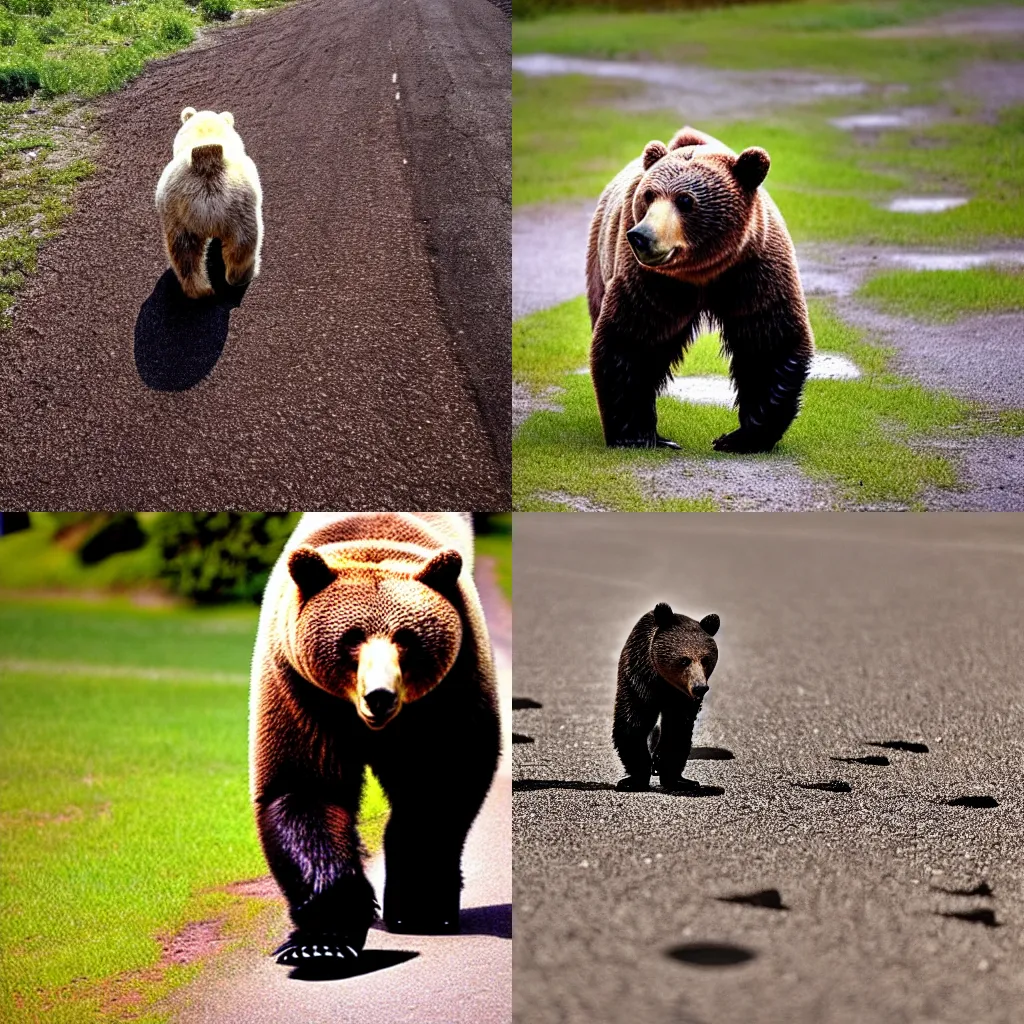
[167,551,512,1023]
[513,513,1024,1024]
[0,0,508,509]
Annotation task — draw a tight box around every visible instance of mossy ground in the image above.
[512,0,1024,509]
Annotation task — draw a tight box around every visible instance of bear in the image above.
[249,512,501,966]
[155,107,263,299]
[613,602,720,792]
[585,125,814,453]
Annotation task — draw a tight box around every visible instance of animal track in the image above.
[689,746,735,760]
[868,740,929,754]
[932,881,993,898]
[947,795,999,808]
[716,888,787,910]
[793,780,852,793]
[667,942,756,967]
[831,755,889,766]
[512,733,534,744]
[938,908,999,928]
[512,697,543,710]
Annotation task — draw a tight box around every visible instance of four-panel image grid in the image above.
[0,0,1022,1022]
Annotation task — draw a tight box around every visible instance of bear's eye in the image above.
[338,628,365,658]
[393,629,420,654]
[643,189,656,206]
[677,656,692,670]
[702,656,715,675]
[676,193,695,213]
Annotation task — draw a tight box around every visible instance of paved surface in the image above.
[513,513,1024,1024]
[0,0,509,509]
[168,553,511,1023]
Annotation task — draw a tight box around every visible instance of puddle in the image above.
[793,780,852,793]
[716,888,787,910]
[831,108,934,131]
[886,197,968,213]
[888,250,1024,271]
[868,740,929,753]
[512,697,543,710]
[938,908,1000,928]
[831,755,890,766]
[667,942,757,967]
[947,795,999,808]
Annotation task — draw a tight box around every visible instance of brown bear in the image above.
[155,108,263,299]
[613,602,720,792]
[586,126,814,453]
[249,512,501,966]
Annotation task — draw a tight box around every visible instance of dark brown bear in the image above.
[586,126,814,453]
[249,513,500,967]
[613,602,720,792]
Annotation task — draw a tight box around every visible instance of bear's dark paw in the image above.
[661,776,700,793]
[384,894,460,935]
[609,436,658,450]
[712,429,778,454]
[273,931,362,966]
[656,435,682,450]
[615,774,651,792]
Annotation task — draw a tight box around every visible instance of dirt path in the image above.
[0,0,509,509]
[165,552,511,1023]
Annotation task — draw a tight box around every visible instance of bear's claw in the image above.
[656,435,682,450]
[273,932,360,965]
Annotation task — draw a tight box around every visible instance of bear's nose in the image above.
[626,225,654,254]
[365,688,398,719]
[692,683,709,700]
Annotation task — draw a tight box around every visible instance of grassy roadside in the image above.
[0,596,388,1024]
[0,0,289,329]
[511,0,1024,509]
[475,512,512,600]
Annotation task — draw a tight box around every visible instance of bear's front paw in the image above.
[609,436,658,450]
[615,774,651,792]
[661,776,700,793]
[712,429,777,454]
[273,930,362,966]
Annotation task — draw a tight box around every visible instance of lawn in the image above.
[511,0,1024,509]
[0,595,388,1024]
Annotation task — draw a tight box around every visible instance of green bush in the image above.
[0,18,17,46]
[35,19,65,44]
[159,14,193,45]
[200,0,233,22]
[0,63,41,101]
[149,512,301,604]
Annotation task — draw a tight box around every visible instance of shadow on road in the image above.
[134,241,248,391]
[288,949,419,983]
[513,778,724,797]
[460,903,512,939]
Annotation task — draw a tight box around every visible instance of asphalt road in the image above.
[513,513,1024,1024]
[168,553,511,1023]
[0,0,509,509]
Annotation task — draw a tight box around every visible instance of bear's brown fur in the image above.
[155,108,263,299]
[586,126,814,453]
[249,512,500,964]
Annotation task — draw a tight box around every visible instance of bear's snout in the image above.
[364,687,398,721]
[356,636,403,728]
[627,219,676,268]
[692,683,709,701]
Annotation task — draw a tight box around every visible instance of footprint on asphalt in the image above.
[512,733,535,744]
[867,740,929,754]
[667,942,756,967]
[937,908,999,928]
[831,755,889,766]
[690,746,735,760]
[512,697,543,710]
[946,795,999,808]
[792,780,852,793]
[932,881,994,897]
[716,888,788,910]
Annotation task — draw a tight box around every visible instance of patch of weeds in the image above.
[858,267,1024,322]
[513,295,996,509]
[201,0,235,22]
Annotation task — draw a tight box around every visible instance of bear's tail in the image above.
[189,143,224,179]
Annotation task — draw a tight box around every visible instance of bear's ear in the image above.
[416,549,463,592]
[733,147,770,191]
[288,547,337,600]
[652,602,675,628]
[668,125,714,151]
[642,140,668,171]
[699,613,720,637]
[220,111,235,127]
[180,107,197,124]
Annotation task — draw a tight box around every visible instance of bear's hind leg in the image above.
[257,792,378,963]
[613,689,660,791]
[222,200,262,287]
[166,229,213,299]
[656,703,699,792]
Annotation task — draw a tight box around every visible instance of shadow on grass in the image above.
[134,240,249,392]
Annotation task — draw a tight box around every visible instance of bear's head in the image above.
[173,107,243,158]
[650,602,720,701]
[285,546,464,729]
[627,126,770,278]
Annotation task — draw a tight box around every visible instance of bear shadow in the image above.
[459,903,512,939]
[134,240,248,392]
[287,948,419,982]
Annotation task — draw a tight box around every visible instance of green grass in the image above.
[475,513,512,601]
[512,295,997,509]
[0,596,388,1024]
[858,267,1024,321]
